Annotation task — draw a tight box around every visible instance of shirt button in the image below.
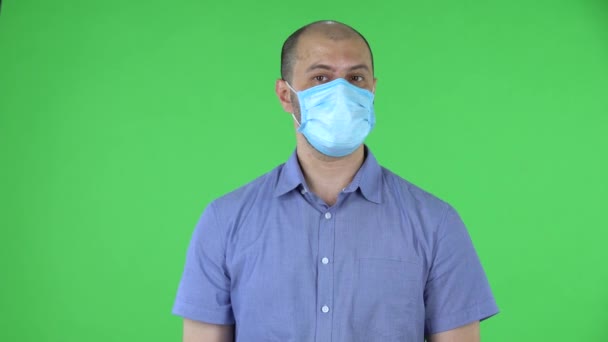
[300,188,307,194]
[321,305,330,313]
[324,212,332,219]
[321,257,329,264]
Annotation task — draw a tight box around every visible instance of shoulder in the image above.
[379,166,457,233]
[189,163,285,244]
[381,166,451,212]
[206,162,285,219]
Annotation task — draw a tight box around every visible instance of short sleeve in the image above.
[172,202,235,325]
[424,205,499,335]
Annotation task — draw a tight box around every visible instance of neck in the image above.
[296,134,365,206]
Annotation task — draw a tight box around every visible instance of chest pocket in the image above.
[353,258,424,341]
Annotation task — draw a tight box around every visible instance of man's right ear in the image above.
[275,79,294,113]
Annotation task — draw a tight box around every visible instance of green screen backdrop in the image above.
[1,0,607,341]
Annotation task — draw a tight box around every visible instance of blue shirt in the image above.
[173,148,498,341]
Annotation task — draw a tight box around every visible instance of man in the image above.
[173,20,498,342]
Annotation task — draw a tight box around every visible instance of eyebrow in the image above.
[305,63,370,73]
[306,63,334,73]
[348,64,370,72]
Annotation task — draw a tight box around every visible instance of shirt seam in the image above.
[209,201,232,280]
[173,299,235,325]
[430,203,450,264]
[424,297,498,335]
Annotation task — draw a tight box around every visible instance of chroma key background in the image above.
[1,0,607,340]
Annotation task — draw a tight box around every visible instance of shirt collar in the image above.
[273,151,308,198]
[273,146,383,204]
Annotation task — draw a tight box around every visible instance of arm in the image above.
[183,319,234,342]
[174,203,235,341]
[424,207,498,339]
[427,321,479,342]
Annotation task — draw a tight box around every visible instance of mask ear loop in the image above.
[291,113,301,126]
[285,81,302,127]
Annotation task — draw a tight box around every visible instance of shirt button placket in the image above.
[315,210,335,342]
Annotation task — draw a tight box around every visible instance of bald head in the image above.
[280,20,374,83]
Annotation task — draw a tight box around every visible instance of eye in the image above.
[351,75,365,82]
[313,75,329,83]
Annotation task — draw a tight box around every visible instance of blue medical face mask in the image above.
[286,78,376,158]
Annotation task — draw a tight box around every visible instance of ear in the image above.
[275,79,294,113]
[372,77,377,95]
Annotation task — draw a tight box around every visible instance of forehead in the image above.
[294,31,372,69]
